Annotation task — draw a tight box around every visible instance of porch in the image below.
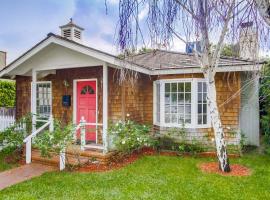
[24,63,110,170]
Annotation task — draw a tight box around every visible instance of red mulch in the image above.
[78,148,156,173]
[199,162,251,177]
[77,148,243,174]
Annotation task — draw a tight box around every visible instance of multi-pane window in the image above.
[154,79,210,128]
[197,82,207,125]
[164,82,191,125]
[36,82,52,118]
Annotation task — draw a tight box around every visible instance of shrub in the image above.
[178,140,205,155]
[108,120,154,154]
[260,62,270,154]
[0,80,15,107]
[0,113,32,154]
[34,121,75,158]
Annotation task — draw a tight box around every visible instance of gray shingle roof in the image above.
[126,49,262,70]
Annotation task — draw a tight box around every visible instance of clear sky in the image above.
[0,0,150,64]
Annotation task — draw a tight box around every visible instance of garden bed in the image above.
[199,162,251,176]
[78,147,240,173]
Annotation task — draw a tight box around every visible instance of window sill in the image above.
[153,123,211,129]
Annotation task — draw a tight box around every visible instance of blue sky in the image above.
[0,0,127,63]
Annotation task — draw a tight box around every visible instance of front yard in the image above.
[0,153,269,200]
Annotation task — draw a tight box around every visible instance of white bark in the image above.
[205,72,230,172]
[198,0,233,172]
[256,0,270,26]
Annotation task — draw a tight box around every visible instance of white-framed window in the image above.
[36,81,52,118]
[153,79,210,128]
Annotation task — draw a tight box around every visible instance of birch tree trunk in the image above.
[205,71,230,172]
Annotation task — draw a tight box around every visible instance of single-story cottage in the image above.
[0,20,263,161]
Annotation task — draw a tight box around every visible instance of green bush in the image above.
[0,114,32,153]
[0,80,15,107]
[34,121,75,158]
[108,120,154,154]
[260,62,270,154]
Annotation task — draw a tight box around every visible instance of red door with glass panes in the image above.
[76,80,97,143]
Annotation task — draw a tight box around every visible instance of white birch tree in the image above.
[111,0,270,172]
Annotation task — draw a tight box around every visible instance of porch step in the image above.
[84,144,104,152]
[23,146,117,168]
[28,149,90,167]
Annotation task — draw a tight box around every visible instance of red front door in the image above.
[76,80,97,143]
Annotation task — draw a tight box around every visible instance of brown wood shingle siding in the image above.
[15,67,241,144]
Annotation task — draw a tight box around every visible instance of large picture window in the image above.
[154,79,210,128]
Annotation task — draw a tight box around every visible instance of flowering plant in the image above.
[108,120,154,154]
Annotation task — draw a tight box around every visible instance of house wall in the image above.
[15,76,31,119]
[151,72,241,145]
[15,68,241,145]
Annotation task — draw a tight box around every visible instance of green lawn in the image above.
[0,154,270,200]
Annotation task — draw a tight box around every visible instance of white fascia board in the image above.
[0,38,54,77]
[150,64,263,75]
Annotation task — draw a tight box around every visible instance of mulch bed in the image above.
[78,148,156,173]
[199,162,252,177]
[77,148,243,174]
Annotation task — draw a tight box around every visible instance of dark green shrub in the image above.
[0,80,15,107]
[260,62,270,154]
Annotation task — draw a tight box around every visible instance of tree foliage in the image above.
[260,61,270,154]
[0,80,15,107]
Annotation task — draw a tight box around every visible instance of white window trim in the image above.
[31,81,52,119]
[153,78,211,129]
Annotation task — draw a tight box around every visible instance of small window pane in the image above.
[165,83,170,92]
[178,105,184,113]
[198,104,202,114]
[198,82,202,92]
[185,105,191,114]
[178,93,184,103]
[165,93,170,104]
[171,83,177,92]
[171,106,177,113]
[185,115,191,124]
[203,114,207,124]
[171,93,177,105]
[185,93,191,103]
[185,82,191,92]
[178,83,184,92]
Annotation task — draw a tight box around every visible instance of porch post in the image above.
[31,69,37,132]
[102,63,108,153]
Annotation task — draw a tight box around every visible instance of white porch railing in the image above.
[0,107,15,131]
[76,117,103,151]
[23,117,53,163]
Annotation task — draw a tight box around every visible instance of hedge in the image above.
[0,80,15,107]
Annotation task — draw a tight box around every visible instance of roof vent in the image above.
[60,18,84,43]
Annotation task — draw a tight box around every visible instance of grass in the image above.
[0,151,18,172]
[0,154,270,200]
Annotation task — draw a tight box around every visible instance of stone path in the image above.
[0,163,56,190]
